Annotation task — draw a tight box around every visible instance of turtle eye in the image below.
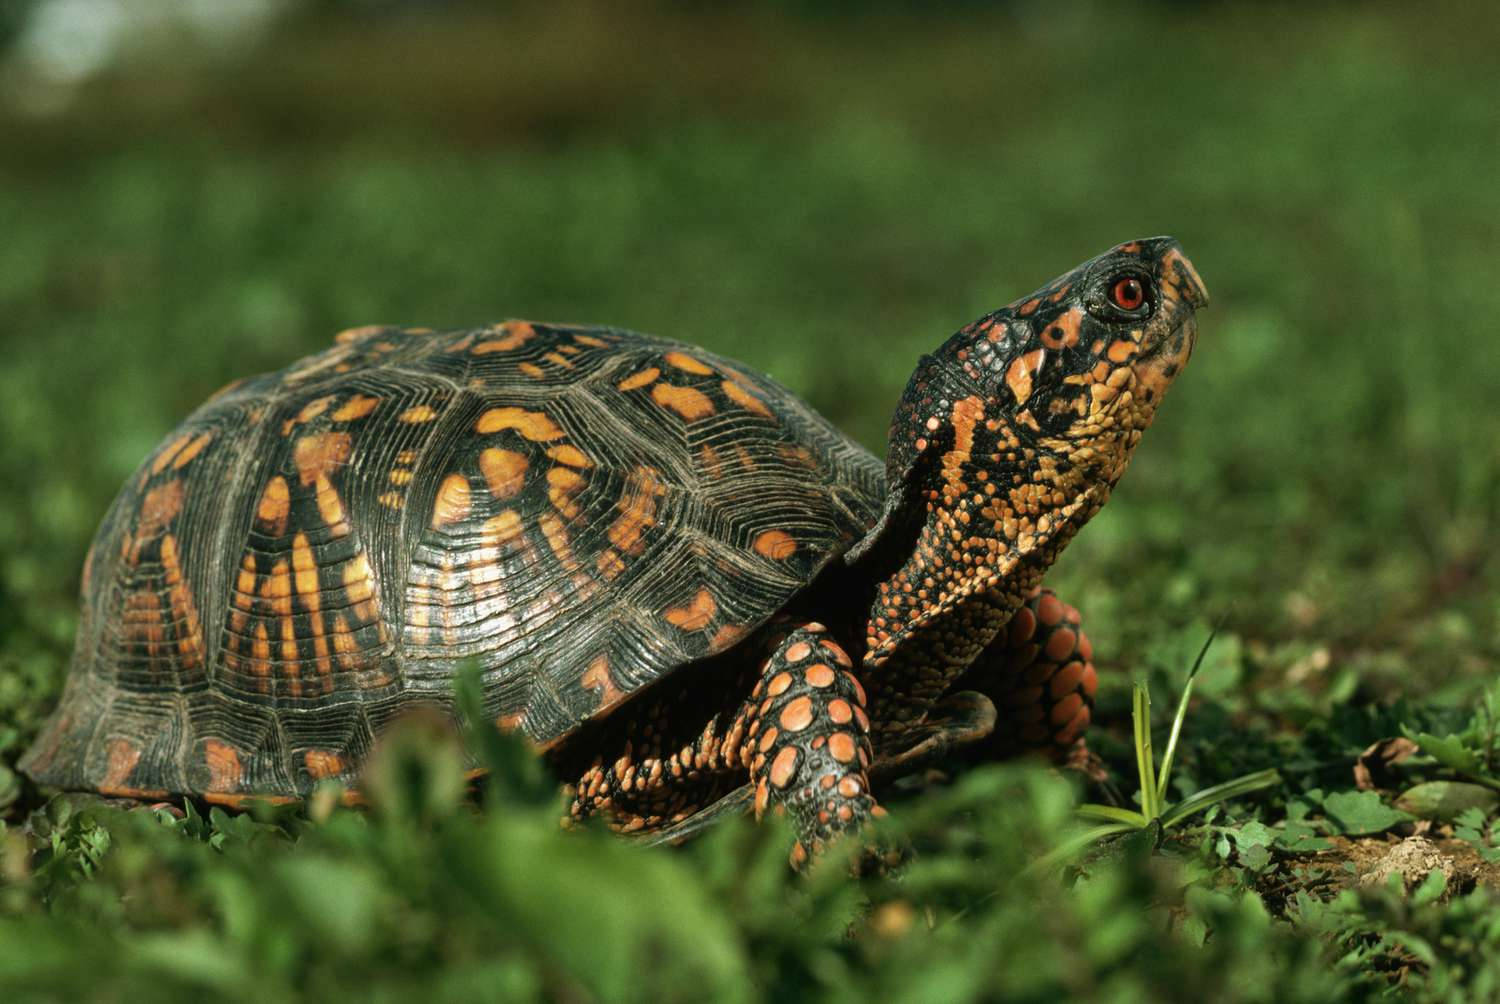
[1110,276,1146,311]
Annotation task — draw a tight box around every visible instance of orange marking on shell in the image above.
[538,512,576,568]
[479,447,529,499]
[204,740,243,792]
[399,404,440,424]
[805,664,835,688]
[607,467,663,554]
[483,510,524,546]
[651,382,715,421]
[1050,692,1084,727]
[378,490,404,510]
[431,473,473,528]
[293,432,352,487]
[335,324,385,344]
[314,474,348,535]
[778,695,814,732]
[767,672,793,697]
[827,732,857,764]
[170,431,213,470]
[291,532,332,679]
[1005,349,1045,404]
[103,738,141,788]
[753,529,797,560]
[136,479,185,542]
[342,552,379,623]
[616,366,660,391]
[574,333,608,348]
[159,534,204,669]
[582,654,625,710]
[332,394,380,422]
[712,623,748,648]
[664,587,717,631]
[546,444,592,468]
[251,622,272,680]
[664,350,714,375]
[769,746,800,788]
[697,444,723,477]
[721,379,773,417]
[304,749,344,780]
[519,362,546,379]
[543,351,573,368]
[547,466,587,518]
[475,406,565,441]
[471,321,537,353]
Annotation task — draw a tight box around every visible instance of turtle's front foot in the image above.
[741,622,882,868]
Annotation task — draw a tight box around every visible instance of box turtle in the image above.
[22,237,1207,862]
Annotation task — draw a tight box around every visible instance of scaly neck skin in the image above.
[855,372,1150,748]
[846,236,1206,749]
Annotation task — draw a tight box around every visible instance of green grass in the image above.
[3,2,1500,1000]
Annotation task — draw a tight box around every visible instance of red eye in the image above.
[1110,277,1146,311]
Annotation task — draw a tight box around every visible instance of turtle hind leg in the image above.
[949,587,1101,770]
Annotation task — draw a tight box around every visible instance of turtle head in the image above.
[852,238,1207,658]
[879,236,1207,497]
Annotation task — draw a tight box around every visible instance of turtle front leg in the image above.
[740,621,880,867]
[948,587,1100,768]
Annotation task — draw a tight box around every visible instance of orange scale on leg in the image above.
[1050,692,1084,727]
[1008,607,1037,644]
[1049,660,1087,698]
[1055,705,1091,746]
[1044,627,1078,661]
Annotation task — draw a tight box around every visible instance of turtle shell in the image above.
[21,322,885,800]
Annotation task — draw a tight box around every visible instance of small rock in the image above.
[1359,836,1458,895]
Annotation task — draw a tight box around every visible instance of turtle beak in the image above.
[1160,243,1209,310]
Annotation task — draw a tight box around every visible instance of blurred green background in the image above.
[2,2,1500,1000]
[3,0,1495,743]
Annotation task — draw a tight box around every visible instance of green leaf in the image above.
[1318,790,1411,835]
[1407,729,1482,774]
[1393,781,1500,821]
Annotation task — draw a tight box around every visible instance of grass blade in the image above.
[1156,627,1218,803]
[1075,804,1149,827]
[1133,680,1159,821]
[1030,822,1141,874]
[1159,768,1281,830]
